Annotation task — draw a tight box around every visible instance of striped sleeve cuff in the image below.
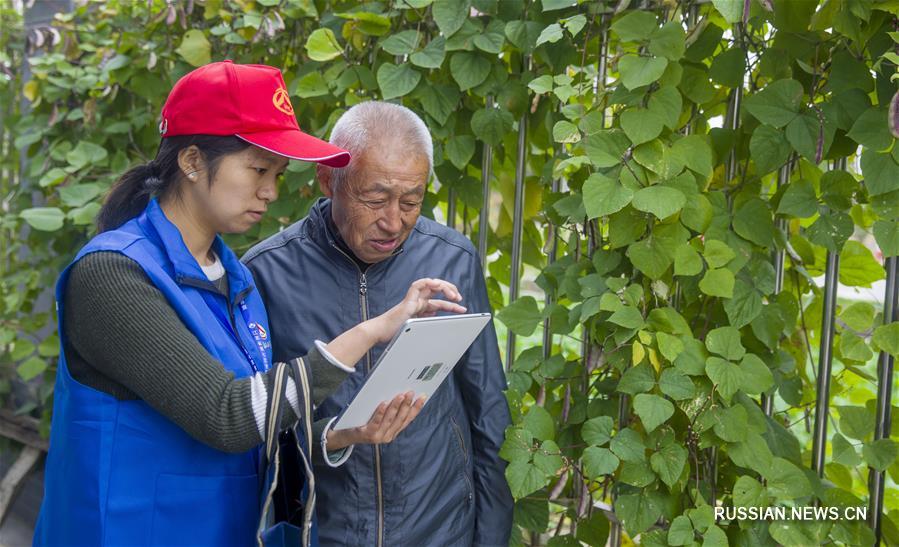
[321,416,353,467]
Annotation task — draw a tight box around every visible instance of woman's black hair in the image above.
[96,135,251,233]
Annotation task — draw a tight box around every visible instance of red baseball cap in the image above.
[159,60,350,167]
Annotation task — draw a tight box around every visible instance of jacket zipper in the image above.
[450,416,474,503]
[329,245,385,547]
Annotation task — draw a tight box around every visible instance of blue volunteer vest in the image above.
[34,199,274,546]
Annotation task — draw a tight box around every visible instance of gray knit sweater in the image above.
[62,251,350,454]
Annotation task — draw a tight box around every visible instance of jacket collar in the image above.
[138,198,253,299]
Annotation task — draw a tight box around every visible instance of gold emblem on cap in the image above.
[272,87,294,115]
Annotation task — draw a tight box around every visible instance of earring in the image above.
[187,171,197,179]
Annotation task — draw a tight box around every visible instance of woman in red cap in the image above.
[34,61,465,546]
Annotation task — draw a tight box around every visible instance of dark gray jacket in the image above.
[243,199,513,547]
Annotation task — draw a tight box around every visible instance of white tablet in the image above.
[332,313,492,431]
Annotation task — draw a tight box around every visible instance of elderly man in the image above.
[243,101,513,546]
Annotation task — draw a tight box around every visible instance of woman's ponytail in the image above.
[96,162,160,233]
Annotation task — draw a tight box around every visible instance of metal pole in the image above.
[505,104,528,371]
[542,178,559,360]
[446,188,456,230]
[477,97,494,269]
[763,159,793,416]
[868,255,898,543]
[811,159,845,476]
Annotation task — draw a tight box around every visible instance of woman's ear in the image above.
[177,146,206,182]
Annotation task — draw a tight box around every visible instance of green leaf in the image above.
[582,446,620,479]
[615,491,663,536]
[16,356,46,381]
[552,120,580,144]
[335,11,391,36]
[542,0,576,11]
[863,439,898,471]
[848,108,892,150]
[744,79,804,128]
[377,63,421,100]
[59,183,102,208]
[450,52,491,91]
[667,515,694,546]
[709,47,745,88]
[633,393,674,432]
[674,244,703,277]
[706,357,744,402]
[66,141,108,170]
[618,55,668,91]
[764,457,813,499]
[504,21,543,53]
[618,363,656,395]
[535,23,564,47]
[473,20,505,54]
[706,326,745,360]
[650,443,686,487]
[528,75,554,95]
[563,14,587,37]
[841,332,874,362]
[305,28,342,62]
[584,130,630,167]
[610,428,645,462]
[840,302,876,332]
[611,11,658,42]
[658,368,694,400]
[733,475,767,508]
[733,198,775,248]
[712,0,743,22]
[631,186,686,219]
[20,207,65,231]
[832,433,862,466]
[432,0,469,37]
[740,353,774,395]
[712,404,748,442]
[446,135,475,169]
[656,332,685,362]
[873,323,899,358]
[648,86,683,130]
[523,405,555,441]
[619,108,664,145]
[628,238,674,280]
[175,29,211,67]
[785,113,822,162]
[750,125,791,174]
[649,22,685,61]
[500,427,533,463]
[381,30,420,55]
[839,405,874,441]
[68,202,100,226]
[515,498,549,533]
[582,416,614,446]
[497,296,542,336]
[839,240,885,287]
[669,135,713,179]
[534,440,563,476]
[415,83,459,125]
[470,106,514,146]
[699,268,734,298]
[807,211,853,252]
[776,179,818,218]
[861,150,899,196]
[506,460,547,498]
[410,36,446,69]
[702,239,734,268]
[609,306,644,329]
[873,220,899,257]
[292,72,329,98]
[583,173,634,218]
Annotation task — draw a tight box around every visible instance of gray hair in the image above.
[327,101,433,188]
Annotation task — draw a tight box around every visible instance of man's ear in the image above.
[317,164,333,198]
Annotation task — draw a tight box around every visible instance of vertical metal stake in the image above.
[447,188,456,231]
[505,109,528,371]
[868,255,898,543]
[478,97,494,269]
[811,250,840,476]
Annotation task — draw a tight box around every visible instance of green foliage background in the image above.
[2,0,899,544]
